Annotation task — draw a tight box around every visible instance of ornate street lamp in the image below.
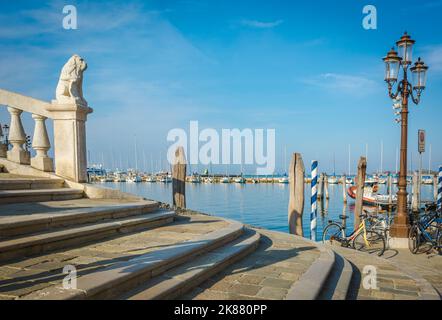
[383,32,429,238]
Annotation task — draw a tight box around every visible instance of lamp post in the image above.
[383,32,429,238]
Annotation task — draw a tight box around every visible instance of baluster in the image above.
[6,107,30,164]
[31,114,53,171]
[0,124,6,158]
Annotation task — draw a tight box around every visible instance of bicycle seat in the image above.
[339,215,348,220]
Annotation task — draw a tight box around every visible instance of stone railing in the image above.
[0,88,93,182]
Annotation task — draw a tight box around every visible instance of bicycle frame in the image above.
[333,218,369,246]
[414,212,441,248]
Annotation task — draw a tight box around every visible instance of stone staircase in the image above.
[0,173,440,300]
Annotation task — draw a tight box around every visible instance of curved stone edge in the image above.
[384,257,440,300]
[20,218,245,300]
[331,252,353,300]
[285,243,335,300]
[125,229,261,300]
[333,245,440,300]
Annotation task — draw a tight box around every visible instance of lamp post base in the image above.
[389,216,410,238]
[388,237,409,249]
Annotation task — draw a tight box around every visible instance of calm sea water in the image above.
[97,182,436,239]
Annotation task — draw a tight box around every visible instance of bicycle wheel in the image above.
[436,230,442,254]
[408,224,421,254]
[353,230,386,256]
[322,223,344,247]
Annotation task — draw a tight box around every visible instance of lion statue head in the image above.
[55,54,88,106]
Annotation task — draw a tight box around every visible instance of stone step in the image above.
[180,229,322,300]
[0,176,65,190]
[317,250,353,300]
[0,210,176,262]
[21,219,244,300]
[0,188,83,204]
[285,245,336,300]
[0,200,160,238]
[121,228,260,300]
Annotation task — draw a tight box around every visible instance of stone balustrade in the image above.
[0,88,93,182]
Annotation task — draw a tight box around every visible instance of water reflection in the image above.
[98,182,436,240]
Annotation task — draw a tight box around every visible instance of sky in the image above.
[0,0,441,174]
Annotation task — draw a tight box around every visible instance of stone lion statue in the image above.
[55,54,88,106]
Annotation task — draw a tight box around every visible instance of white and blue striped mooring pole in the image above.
[437,165,442,212]
[310,160,318,241]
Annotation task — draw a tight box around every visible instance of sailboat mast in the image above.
[284,146,287,174]
[134,135,138,172]
[380,140,383,174]
[429,144,432,174]
[348,144,351,176]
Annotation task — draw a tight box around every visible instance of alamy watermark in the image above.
[362,5,377,30]
[62,264,77,289]
[362,265,378,290]
[63,5,78,30]
[167,121,275,175]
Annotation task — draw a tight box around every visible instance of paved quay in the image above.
[181,229,321,300]
[330,245,440,300]
[384,248,442,297]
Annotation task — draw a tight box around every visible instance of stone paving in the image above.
[0,214,227,299]
[331,246,430,300]
[384,248,442,297]
[181,229,320,300]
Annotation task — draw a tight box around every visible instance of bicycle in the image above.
[322,214,386,256]
[364,210,393,240]
[408,210,442,254]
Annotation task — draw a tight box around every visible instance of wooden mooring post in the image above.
[342,175,347,203]
[317,173,324,201]
[324,174,329,200]
[354,157,367,229]
[388,174,393,209]
[288,153,305,236]
[172,146,186,209]
[412,171,419,213]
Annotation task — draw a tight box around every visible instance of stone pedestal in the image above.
[0,144,7,158]
[47,102,93,183]
[6,107,30,165]
[388,237,409,249]
[31,114,53,172]
[31,156,53,172]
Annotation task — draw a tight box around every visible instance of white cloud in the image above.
[303,73,379,93]
[422,45,442,72]
[240,19,284,29]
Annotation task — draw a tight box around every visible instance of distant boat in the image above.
[220,177,230,183]
[327,176,338,184]
[113,175,125,182]
[347,182,407,207]
[189,174,202,183]
[278,176,289,184]
[204,177,214,183]
[422,176,433,184]
[144,175,156,182]
[99,176,112,182]
[126,175,142,183]
[345,177,353,185]
[365,177,377,184]
[234,176,246,184]
[158,175,172,183]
